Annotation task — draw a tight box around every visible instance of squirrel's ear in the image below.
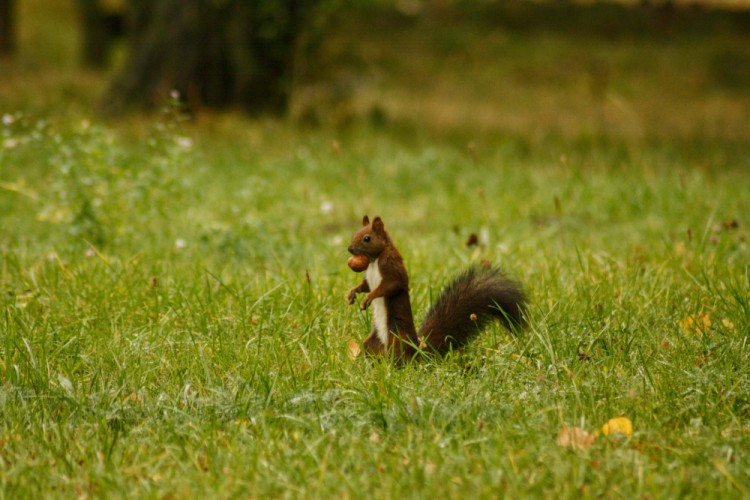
[362,215,370,226]
[372,216,385,235]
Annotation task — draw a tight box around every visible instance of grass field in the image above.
[1,1,749,498]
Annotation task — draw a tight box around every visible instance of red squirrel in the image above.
[347,215,526,361]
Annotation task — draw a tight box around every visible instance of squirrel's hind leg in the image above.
[363,330,386,355]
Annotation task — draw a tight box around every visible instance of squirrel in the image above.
[346,215,527,361]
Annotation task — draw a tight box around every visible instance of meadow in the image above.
[1,1,749,497]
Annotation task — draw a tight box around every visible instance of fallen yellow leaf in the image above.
[556,425,596,449]
[600,417,633,437]
[347,338,361,359]
[678,313,711,335]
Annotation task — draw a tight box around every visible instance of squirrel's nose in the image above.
[348,246,354,254]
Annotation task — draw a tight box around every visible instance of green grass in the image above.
[1,1,749,498]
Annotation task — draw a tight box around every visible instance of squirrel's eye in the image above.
[363,235,371,243]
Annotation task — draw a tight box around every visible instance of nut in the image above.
[347,254,369,272]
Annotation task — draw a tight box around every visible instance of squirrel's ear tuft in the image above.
[372,216,385,235]
[362,215,370,226]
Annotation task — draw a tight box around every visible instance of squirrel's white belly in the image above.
[366,259,389,346]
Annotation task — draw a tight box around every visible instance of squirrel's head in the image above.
[348,215,389,259]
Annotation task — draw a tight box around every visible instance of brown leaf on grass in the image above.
[695,351,713,367]
[556,425,596,449]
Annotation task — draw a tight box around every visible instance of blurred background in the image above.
[1,0,749,146]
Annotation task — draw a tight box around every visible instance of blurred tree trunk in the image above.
[0,0,14,57]
[78,0,125,68]
[101,0,316,116]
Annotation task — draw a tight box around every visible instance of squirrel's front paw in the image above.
[360,297,371,310]
[346,290,357,305]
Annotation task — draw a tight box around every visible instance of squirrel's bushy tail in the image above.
[418,266,526,354]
